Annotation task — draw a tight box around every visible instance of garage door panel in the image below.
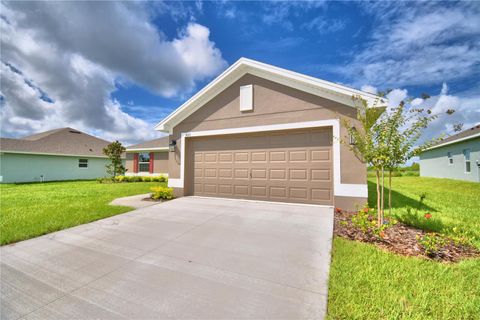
[289,187,308,200]
[251,169,267,180]
[269,169,287,180]
[289,169,308,181]
[234,152,249,162]
[251,186,267,197]
[311,169,331,181]
[269,151,287,162]
[311,149,330,161]
[190,129,333,205]
[218,152,233,163]
[218,168,233,178]
[234,185,249,196]
[311,188,332,201]
[218,184,233,195]
[204,168,217,178]
[270,186,287,199]
[289,150,308,162]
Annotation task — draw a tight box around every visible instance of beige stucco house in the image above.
[125,137,169,176]
[154,58,381,209]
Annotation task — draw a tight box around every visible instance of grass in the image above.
[328,176,480,319]
[0,180,166,245]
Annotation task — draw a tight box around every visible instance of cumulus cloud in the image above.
[338,2,480,88]
[0,1,226,143]
[379,84,480,144]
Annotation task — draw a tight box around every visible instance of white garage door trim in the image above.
[169,119,368,198]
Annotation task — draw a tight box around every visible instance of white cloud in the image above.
[301,17,345,34]
[0,1,226,143]
[338,2,480,87]
[386,89,408,108]
[360,84,378,95]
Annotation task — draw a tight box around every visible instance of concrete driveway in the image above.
[1,197,334,319]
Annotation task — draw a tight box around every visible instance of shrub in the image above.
[132,176,142,182]
[114,175,126,183]
[142,176,152,182]
[417,233,447,257]
[151,186,174,200]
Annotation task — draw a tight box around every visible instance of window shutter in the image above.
[133,153,139,173]
[149,152,154,173]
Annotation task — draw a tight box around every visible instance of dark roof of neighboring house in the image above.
[426,125,480,150]
[0,127,112,157]
[126,136,169,151]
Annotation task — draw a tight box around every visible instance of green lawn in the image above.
[328,177,480,319]
[0,180,166,245]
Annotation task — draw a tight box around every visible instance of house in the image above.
[154,58,382,210]
[419,125,480,182]
[125,137,169,176]
[0,127,115,183]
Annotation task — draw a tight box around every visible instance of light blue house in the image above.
[419,125,480,182]
[0,128,117,183]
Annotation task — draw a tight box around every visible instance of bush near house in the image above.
[97,175,168,183]
[327,176,480,319]
[150,186,174,200]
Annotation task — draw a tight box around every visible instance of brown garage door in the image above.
[187,128,333,205]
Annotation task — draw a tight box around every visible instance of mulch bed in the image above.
[334,210,480,263]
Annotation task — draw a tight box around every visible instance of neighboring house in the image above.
[419,125,480,182]
[154,58,382,210]
[0,127,115,183]
[125,137,169,176]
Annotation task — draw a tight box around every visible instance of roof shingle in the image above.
[0,127,112,157]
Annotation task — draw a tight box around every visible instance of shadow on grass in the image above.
[367,180,447,233]
[367,180,436,212]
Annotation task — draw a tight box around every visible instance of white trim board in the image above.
[168,119,368,198]
[155,58,383,134]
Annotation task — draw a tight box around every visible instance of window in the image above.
[463,149,471,173]
[78,159,88,168]
[447,152,453,165]
[138,152,150,172]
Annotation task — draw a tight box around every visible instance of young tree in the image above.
[103,141,126,179]
[341,96,387,225]
[342,95,453,225]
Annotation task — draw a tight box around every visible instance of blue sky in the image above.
[1,1,479,144]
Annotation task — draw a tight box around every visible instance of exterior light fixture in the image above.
[169,140,177,152]
[349,127,357,145]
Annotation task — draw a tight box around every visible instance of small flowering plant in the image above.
[424,213,432,219]
[350,205,396,238]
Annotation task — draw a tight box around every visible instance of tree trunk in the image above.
[380,166,384,225]
[388,170,392,216]
[376,170,382,226]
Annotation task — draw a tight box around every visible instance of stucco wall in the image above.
[0,153,112,183]
[168,73,367,206]
[419,138,480,182]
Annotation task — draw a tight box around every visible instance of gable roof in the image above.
[155,57,383,133]
[126,136,169,152]
[0,127,112,158]
[425,124,480,151]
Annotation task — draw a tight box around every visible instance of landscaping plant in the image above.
[150,186,174,200]
[103,141,126,179]
[342,94,452,226]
